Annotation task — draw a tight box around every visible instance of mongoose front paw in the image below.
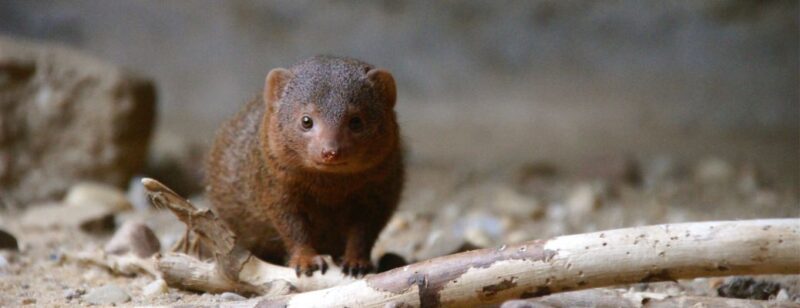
[289,252,328,277]
[340,257,373,277]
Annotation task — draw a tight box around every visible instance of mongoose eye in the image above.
[301,115,313,130]
[349,117,364,131]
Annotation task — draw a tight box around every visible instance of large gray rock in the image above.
[0,36,156,208]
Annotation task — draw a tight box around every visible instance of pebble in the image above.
[0,255,9,272]
[105,221,161,258]
[418,228,461,258]
[737,163,761,194]
[717,277,781,300]
[505,230,532,244]
[82,268,107,281]
[579,155,641,186]
[64,182,133,212]
[63,288,86,300]
[775,289,789,301]
[84,284,131,305]
[0,229,18,251]
[464,227,492,248]
[220,292,247,301]
[20,298,35,305]
[566,184,603,216]
[490,185,544,220]
[20,202,115,233]
[695,158,734,184]
[642,156,683,187]
[515,161,558,184]
[142,279,168,297]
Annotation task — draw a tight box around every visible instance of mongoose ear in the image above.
[264,68,293,110]
[366,69,397,108]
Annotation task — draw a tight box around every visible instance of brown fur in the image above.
[206,56,404,276]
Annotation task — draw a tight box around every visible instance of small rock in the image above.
[20,298,35,305]
[0,229,18,251]
[142,279,168,298]
[695,158,734,184]
[464,227,492,248]
[566,184,603,217]
[775,289,789,301]
[79,214,116,234]
[505,230,532,244]
[0,255,9,271]
[105,221,161,258]
[81,268,107,282]
[642,156,685,187]
[48,250,64,262]
[579,155,641,186]
[382,212,414,236]
[20,202,116,233]
[737,163,764,194]
[65,182,132,212]
[415,227,464,261]
[490,185,544,220]
[84,284,131,305]
[220,292,247,301]
[717,277,781,300]
[63,288,85,300]
[372,212,433,262]
[515,161,558,184]
[410,204,469,260]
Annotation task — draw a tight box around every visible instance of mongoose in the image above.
[206,56,404,277]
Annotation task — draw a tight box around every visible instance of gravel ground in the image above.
[0,148,798,307]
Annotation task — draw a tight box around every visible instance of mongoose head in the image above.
[263,56,399,174]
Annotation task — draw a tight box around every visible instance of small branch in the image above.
[65,249,158,277]
[143,178,355,295]
[142,178,250,281]
[254,219,799,307]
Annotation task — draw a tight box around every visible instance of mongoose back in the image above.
[206,56,404,276]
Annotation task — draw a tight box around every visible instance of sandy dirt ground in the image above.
[0,132,798,307]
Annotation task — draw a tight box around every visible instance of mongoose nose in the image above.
[321,149,339,162]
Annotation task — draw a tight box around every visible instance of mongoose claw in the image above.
[340,258,373,277]
[290,253,328,277]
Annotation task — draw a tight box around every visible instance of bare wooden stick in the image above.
[502,288,797,308]
[141,178,800,307]
[252,219,799,307]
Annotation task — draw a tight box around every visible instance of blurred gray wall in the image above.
[1,0,797,167]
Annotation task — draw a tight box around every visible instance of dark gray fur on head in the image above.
[277,55,388,126]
